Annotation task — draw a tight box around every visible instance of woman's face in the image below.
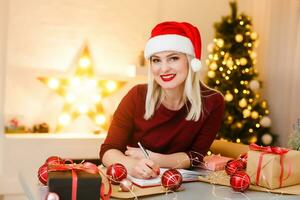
[150,51,189,90]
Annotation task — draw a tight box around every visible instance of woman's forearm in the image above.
[150,152,190,169]
[102,149,135,173]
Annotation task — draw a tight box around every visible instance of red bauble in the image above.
[38,163,48,185]
[106,163,127,184]
[161,169,183,191]
[230,171,250,192]
[225,159,244,176]
[238,153,248,169]
[46,156,64,165]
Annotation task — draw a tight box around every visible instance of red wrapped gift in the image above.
[203,154,233,171]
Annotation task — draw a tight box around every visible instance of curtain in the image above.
[250,0,300,146]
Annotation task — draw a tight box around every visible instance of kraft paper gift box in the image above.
[246,144,300,189]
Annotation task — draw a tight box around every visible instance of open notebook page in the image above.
[127,168,210,187]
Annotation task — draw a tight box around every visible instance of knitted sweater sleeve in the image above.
[99,85,138,162]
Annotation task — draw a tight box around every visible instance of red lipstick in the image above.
[160,74,176,82]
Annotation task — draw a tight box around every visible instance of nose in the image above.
[160,60,170,72]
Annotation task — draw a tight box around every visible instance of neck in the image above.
[161,87,185,110]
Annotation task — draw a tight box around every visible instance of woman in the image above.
[100,21,225,179]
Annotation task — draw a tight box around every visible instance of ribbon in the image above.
[249,143,290,187]
[48,160,111,200]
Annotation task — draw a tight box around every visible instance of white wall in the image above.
[0,0,8,174]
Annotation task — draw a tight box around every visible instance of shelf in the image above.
[4,132,107,139]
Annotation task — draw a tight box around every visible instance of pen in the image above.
[138,142,160,175]
[137,142,150,159]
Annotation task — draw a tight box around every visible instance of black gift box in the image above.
[48,171,101,200]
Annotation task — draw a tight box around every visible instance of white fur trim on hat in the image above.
[144,34,195,59]
[191,58,202,71]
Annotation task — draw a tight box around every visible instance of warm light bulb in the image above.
[236,138,241,143]
[48,78,60,89]
[77,104,89,114]
[92,94,102,103]
[65,93,76,103]
[95,114,106,125]
[256,123,260,128]
[59,114,71,126]
[70,77,80,87]
[79,57,91,69]
[207,151,212,156]
[106,81,117,92]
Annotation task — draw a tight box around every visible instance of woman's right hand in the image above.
[128,158,160,179]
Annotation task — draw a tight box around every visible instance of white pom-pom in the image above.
[191,58,202,71]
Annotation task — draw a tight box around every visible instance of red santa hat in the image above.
[144,21,202,71]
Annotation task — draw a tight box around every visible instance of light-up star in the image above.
[38,45,126,132]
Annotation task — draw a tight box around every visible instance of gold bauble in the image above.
[240,57,248,66]
[209,62,218,70]
[235,34,244,42]
[249,136,257,143]
[216,39,224,47]
[251,111,259,119]
[225,93,233,102]
[239,98,247,108]
[250,32,258,40]
[236,122,243,128]
[207,70,216,78]
[227,116,233,123]
[243,109,251,118]
[227,59,234,67]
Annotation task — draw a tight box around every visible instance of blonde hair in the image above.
[144,55,202,121]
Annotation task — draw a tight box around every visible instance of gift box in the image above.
[246,144,300,189]
[48,171,101,200]
[203,155,233,171]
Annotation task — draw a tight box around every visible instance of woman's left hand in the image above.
[125,146,152,159]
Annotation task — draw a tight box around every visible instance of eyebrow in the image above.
[151,53,181,58]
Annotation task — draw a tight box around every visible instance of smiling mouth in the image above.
[160,74,176,82]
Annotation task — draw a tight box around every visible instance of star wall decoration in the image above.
[38,44,126,132]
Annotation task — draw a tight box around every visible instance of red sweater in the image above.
[100,83,225,166]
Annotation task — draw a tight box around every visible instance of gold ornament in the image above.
[207,70,216,78]
[239,98,247,108]
[240,57,248,66]
[251,111,259,119]
[225,93,233,102]
[249,136,257,143]
[235,34,244,42]
[216,38,224,47]
[227,116,233,123]
[227,59,234,68]
[236,122,243,128]
[243,109,251,118]
[209,62,218,70]
[250,32,258,40]
[261,100,267,108]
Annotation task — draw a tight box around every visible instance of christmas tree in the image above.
[205,0,277,146]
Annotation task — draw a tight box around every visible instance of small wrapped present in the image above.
[48,171,101,200]
[47,161,111,200]
[246,143,300,189]
[203,154,233,171]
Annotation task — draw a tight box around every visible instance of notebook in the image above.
[127,168,210,188]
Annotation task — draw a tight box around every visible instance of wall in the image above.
[0,0,8,175]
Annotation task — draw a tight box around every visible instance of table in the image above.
[111,181,300,200]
